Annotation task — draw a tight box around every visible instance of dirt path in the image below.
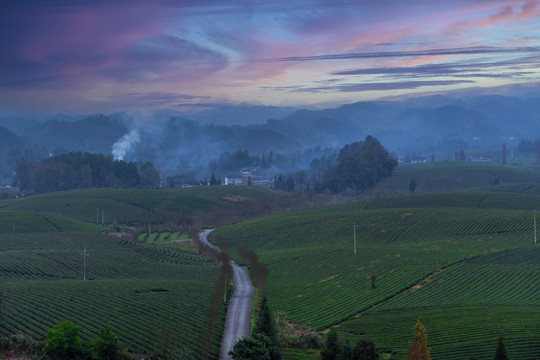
[198,230,254,360]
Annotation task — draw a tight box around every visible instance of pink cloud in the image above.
[440,0,540,44]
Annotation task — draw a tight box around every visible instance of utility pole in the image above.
[96,208,99,225]
[102,210,104,225]
[81,247,89,280]
[353,223,357,255]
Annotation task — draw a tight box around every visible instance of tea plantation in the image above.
[211,192,540,359]
[0,212,223,359]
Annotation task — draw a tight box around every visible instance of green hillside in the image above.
[210,192,540,359]
[0,186,312,229]
[366,190,540,211]
[0,220,223,358]
[371,161,540,196]
[0,210,104,233]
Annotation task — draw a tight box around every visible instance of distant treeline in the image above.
[209,146,336,174]
[319,136,397,193]
[272,136,397,194]
[15,152,161,194]
[516,138,540,158]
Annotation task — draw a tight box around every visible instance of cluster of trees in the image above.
[15,152,161,194]
[267,136,395,194]
[273,174,296,192]
[320,319,511,360]
[320,329,378,360]
[516,138,540,159]
[229,297,282,360]
[318,136,397,193]
[208,147,336,180]
[1,320,126,360]
[202,136,395,195]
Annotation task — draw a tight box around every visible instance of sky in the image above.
[2,0,540,114]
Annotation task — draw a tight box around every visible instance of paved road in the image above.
[198,230,254,360]
[220,263,254,359]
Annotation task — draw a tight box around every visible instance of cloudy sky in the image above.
[2,0,540,113]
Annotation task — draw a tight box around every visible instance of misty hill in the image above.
[265,97,532,152]
[131,117,298,173]
[185,105,298,125]
[2,92,540,180]
[24,114,128,155]
[0,127,47,183]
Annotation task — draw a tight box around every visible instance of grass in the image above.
[211,191,540,359]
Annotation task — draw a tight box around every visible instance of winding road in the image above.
[199,230,254,360]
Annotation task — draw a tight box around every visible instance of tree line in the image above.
[271,136,397,194]
[15,152,161,194]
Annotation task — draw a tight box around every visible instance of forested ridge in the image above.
[15,152,161,194]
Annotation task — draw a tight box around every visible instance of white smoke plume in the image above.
[112,129,140,161]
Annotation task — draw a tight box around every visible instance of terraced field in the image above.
[371,161,540,196]
[0,186,306,228]
[0,231,222,358]
[0,210,104,233]
[211,195,540,359]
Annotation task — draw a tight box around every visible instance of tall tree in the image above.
[494,336,509,360]
[255,297,281,360]
[355,339,378,360]
[406,319,431,360]
[322,136,397,193]
[210,172,218,185]
[409,179,416,193]
[321,329,341,360]
[230,297,281,360]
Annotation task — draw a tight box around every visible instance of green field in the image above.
[0,229,223,359]
[371,161,540,196]
[210,192,540,359]
[0,186,314,230]
[3,162,540,359]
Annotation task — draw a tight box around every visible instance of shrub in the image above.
[46,320,83,359]
[87,327,120,360]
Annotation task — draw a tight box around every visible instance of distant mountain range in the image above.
[1,92,540,179]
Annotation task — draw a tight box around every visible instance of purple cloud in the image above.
[252,46,540,63]
[289,80,475,93]
[329,55,540,81]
